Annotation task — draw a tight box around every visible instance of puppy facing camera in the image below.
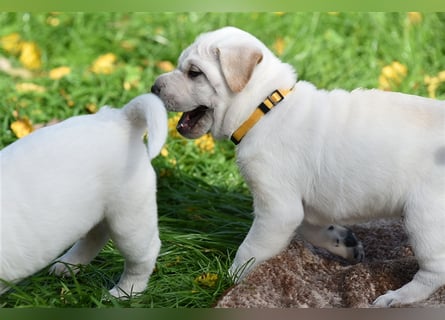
[0,93,167,298]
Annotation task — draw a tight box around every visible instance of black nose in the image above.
[151,84,160,95]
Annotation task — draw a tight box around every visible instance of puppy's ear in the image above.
[217,46,263,93]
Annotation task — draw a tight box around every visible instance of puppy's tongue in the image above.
[177,106,208,135]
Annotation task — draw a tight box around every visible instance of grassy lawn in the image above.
[0,12,444,308]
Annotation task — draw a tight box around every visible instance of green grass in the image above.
[0,12,444,308]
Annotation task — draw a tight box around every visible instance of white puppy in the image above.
[0,93,167,298]
[152,26,445,307]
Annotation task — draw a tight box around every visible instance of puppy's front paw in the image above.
[229,257,256,283]
[108,285,145,299]
[108,286,129,299]
[228,264,242,283]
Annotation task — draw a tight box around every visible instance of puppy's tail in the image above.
[123,93,168,159]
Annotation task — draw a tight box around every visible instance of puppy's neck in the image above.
[218,59,297,142]
[230,87,294,144]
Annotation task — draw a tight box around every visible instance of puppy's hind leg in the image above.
[297,220,364,263]
[373,187,445,307]
[106,186,160,298]
[50,221,110,276]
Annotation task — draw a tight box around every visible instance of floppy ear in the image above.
[217,46,263,93]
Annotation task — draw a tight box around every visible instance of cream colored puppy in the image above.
[0,94,167,298]
[152,26,445,307]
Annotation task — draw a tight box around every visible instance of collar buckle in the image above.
[230,86,294,145]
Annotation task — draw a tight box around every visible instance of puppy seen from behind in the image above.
[0,93,167,298]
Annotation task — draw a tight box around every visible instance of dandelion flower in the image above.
[424,71,445,98]
[194,273,218,288]
[378,61,407,91]
[10,118,33,138]
[0,32,22,55]
[407,12,422,25]
[378,75,390,91]
[46,16,60,27]
[273,37,285,56]
[168,114,183,138]
[160,147,169,157]
[49,66,71,80]
[156,61,175,72]
[85,103,98,113]
[391,61,408,77]
[91,53,117,75]
[19,41,42,70]
[194,134,215,153]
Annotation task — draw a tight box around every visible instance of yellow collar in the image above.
[230,87,294,145]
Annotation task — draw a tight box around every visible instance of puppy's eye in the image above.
[188,68,202,79]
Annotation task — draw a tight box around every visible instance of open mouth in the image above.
[176,106,212,139]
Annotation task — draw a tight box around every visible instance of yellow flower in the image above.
[273,37,285,56]
[424,71,445,98]
[378,61,407,91]
[168,114,181,129]
[0,32,22,55]
[49,66,71,80]
[160,147,169,157]
[19,41,42,70]
[10,118,33,138]
[194,273,218,288]
[46,16,60,27]
[90,53,117,75]
[1,34,42,70]
[378,75,390,91]
[15,82,46,93]
[85,103,98,113]
[194,134,215,153]
[168,114,183,138]
[407,12,422,25]
[156,60,175,72]
[391,61,408,77]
